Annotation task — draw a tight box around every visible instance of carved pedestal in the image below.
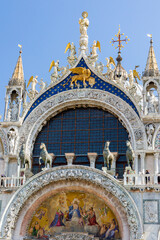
[65,153,75,166]
[102,167,114,176]
[87,153,97,168]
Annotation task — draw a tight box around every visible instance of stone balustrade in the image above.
[0,175,25,188]
[124,172,160,186]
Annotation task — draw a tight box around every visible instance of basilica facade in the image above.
[0,12,160,240]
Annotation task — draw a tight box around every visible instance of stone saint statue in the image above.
[79,11,89,36]
[11,100,19,121]
[8,129,16,155]
[31,76,38,93]
[39,78,46,92]
[128,70,134,88]
[146,123,155,148]
[147,89,158,114]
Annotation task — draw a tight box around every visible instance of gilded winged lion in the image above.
[68,67,95,87]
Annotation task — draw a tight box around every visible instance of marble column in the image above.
[87,153,97,168]
[134,153,139,185]
[134,153,139,174]
[154,152,159,184]
[142,90,146,115]
[140,152,145,173]
[65,153,75,166]
[4,96,9,121]
[154,152,159,174]
[140,152,145,185]
[158,90,160,113]
[18,98,22,120]
[4,155,9,176]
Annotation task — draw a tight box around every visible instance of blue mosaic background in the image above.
[24,58,139,121]
[32,107,128,177]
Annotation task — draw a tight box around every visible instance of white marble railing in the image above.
[124,173,160,186]
[0,176,26,188]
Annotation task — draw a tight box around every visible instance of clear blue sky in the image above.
[0,0,160,118]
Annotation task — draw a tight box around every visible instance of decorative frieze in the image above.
[18,89,146,159]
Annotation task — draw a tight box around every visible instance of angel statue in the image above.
[49,60,60,83]
[91,40,101,57]
[27,76,39,100]
[128,70,134,88]
[127,68,140,90]
[79,11,89,36]
[147,89,158,114]
[104,57,115,80]
[65,42,76,58]
[65,42,77,66]
[27,76,38,92]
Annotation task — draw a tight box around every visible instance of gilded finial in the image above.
[147,34,153,44]
[18,44,22,54]
[147,34,152,39]
[110,26,130,53]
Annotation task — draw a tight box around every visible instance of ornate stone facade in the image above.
[0,11,160,240]
[0,166,143,240]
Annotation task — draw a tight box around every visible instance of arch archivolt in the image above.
[0,166,143,240]
[18,89,146,156]
[144,78,160,91]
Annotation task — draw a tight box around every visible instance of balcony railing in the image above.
[124,173,160,186]
[0,176,26,188]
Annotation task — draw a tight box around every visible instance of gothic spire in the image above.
[8,46,25,89]
[143,37,159,77]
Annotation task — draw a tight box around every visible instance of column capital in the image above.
[140,152,145,159]
[65,153,75,166]
[154,152,159,159]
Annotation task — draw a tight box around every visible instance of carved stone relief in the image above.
[0,166,143,239]
[0,129,8,155]
[143,200,159,224]
[18,89,146,157]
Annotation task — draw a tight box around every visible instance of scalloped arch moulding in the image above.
[0,166,143,240]
[17,88,146,156]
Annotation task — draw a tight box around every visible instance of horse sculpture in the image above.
[103,141,114,170]
[18,144,31,169]
[126,140,135,169]
[39,143,54,168]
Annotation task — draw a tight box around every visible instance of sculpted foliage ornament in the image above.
[0,166,143,239]
[18,88,145,157]
[50,232,96,240]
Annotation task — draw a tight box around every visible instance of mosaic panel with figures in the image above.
[28,191,121,240]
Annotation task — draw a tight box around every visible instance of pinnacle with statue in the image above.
[1,10,160,240]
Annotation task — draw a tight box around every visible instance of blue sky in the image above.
[0,0,160,118]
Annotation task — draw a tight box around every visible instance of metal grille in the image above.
[32,107,128,176]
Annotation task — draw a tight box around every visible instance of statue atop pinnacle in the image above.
[79,11,89,53]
